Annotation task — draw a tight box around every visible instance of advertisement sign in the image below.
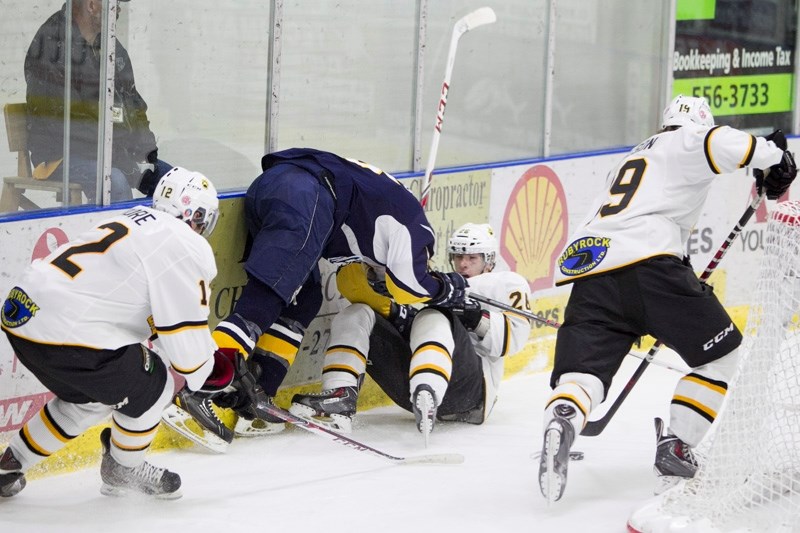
[673,0,797,131]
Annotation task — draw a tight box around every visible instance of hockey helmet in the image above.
[661,94,714,129]
[152,167,219,237]
[448,223,498,273]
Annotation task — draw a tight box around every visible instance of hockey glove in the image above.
[427,271,468,308]
[756,150,797,200]
[388,302,417,336]
[450,298,486,332]
[766,129,788,151]
[197,348,237,394]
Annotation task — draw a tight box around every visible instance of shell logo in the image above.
[500,165,568,292]
[31,227,70,262]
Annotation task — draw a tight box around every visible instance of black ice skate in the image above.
[161,389,233,453]
[412,384,438,447]
[290,386,358,433]
[100,427,182,499]
[538,403,577,503]
[653,417,698,494]
[0,447,26,498]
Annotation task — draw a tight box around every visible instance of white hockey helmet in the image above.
[152,167,219,237]
[661,94,714,129]
[448,223,498,272]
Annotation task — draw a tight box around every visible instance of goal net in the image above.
[628,200,800,533]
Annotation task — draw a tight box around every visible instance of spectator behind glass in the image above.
[24,0,171,203]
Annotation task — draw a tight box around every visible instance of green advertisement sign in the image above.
[673,0,796,131]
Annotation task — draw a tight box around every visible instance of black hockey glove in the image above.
[756,150,797,200]
[388,302,417,336]
[450,298,486,331]
[427,271,468,308]
[766,129,788,151]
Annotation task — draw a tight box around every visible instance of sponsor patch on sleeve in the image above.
[558,237,611,277]
[1,287,39,328]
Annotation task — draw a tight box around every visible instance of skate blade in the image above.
[539,426,565,504]
[161,405,229,454]
[100,483,183,500]
[654,472,684,495]
[288,403,352,434]
[234,415,286,437]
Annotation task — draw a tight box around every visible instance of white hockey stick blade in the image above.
[401,453,465,465]
[161,404,229,454]
[457,6,497,34]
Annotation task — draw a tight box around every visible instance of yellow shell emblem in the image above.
[501,165,568,291]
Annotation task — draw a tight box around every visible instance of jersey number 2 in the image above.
[600,158,647,217]
[51,222,129,277]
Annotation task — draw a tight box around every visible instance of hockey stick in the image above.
[420,6,496,208]
[232,356,463,465]
[581,190,766,436]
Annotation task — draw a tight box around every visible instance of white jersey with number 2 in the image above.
[5,206,218,391]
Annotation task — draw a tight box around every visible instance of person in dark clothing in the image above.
[24,0,171,203]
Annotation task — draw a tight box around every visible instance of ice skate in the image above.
[653,417,698,494]
[161,389,233,453]
[412,384,438,447]
[538,404,577,503]
[233,399,286,437]
[290,386,358,433]
[0,447,26,498]
[100,428,182,499]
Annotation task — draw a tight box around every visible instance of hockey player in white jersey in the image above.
[0,168,235,499]
[290,223,532,444]
[538,95,797,502]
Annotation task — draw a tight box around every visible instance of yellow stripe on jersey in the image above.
[156,321,209,335]
[737,134,756,168]
[704,126,723,174]
[40,409,69,444]
[500,312,513,356]
[325,345,367,364]
[386,274,429,305]
[409,363,452,381]
[212,329,249,354]
[112,422,159,438]
[682,374,727,395]
[256,333,299,364]
[21,424,51,456]
[672,394,717,419]
[171,359,208,375]
[411,343,452,361]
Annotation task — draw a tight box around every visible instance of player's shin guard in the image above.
[544,372,604,434]
[669,347,739,447]
[111,370,175,467]
[408,309,454,411]
[320,303,374,390]
[7,399,111,472]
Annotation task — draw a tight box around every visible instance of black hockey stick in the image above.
[581,190,766,436]
[472,190,766,436]
[233,356,463,465]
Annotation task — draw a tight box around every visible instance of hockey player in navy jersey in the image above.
[290,223,532,444]
[0,168,238,499]
[537,95,797,502]
[204,148,468,437]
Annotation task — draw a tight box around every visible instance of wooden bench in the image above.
[0,103,82,212]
